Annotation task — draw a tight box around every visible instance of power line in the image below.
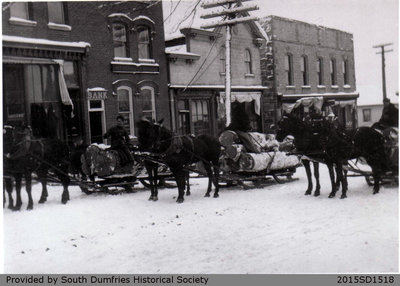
[171,0,202,33]
[164,0,183,23]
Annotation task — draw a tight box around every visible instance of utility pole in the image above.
[201,0,258,127]
[373,43,393,102]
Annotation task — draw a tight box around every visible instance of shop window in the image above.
[177,100,191,135]
[285,54,293,86]
[244,49,252,74]
[10,2,31,20]
[47,2,68,25]
[317,58,324,85]
[63,61,78,88]
[117,87,134,135]
[300,55,309,85]
[330,58,337,86]
[343,59,349,85]
[191,100,210,135]
[363,108,371,122]
[138,26,152,60]
[88,99,105,144]
[113,22,128,58]
[139,86,156,120]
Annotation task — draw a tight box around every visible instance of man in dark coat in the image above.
[379,98,398,127]
[104,115,133,166]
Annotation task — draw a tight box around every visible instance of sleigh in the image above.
[217,130,301,186]
[78,144,173,194]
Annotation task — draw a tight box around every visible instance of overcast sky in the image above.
[162,0,399,105]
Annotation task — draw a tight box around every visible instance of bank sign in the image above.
[87,88,108,100]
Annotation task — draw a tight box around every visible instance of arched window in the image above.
[245,49,252,74]
[300,55,309,85]
[317,57,324,85]
[112,22,128,58]
[330,58,337,85]
[117,86,134,135]
[137,26,152,60]
[140,86,156,120]
[220,46,226,74]
[285,54,293,86]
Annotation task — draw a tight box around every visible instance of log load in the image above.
[219,130,240,147]
[225,144,246,161]
[239,152,300,172]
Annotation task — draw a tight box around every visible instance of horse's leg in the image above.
[203,162,213,197]
[4,177,14,209]
[153,165,159,201]
[173,168,186,203]
[372,167,381,195]
[37,169,48,204]
[313,162,321,196]
[59,169,70,204]
[303,160,313,195]
[212,159,220,198]
[13,173,23,211]
[185,170,191,196]
[336,163,347,199]
[146,164,155,201]
[25,172,34,210]
[328,163,337,198]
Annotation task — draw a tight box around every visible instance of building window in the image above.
[138,26,152,60]
[177,100,191,135]
[317,58,324,85]
[363,108,371,122]
[245,49,252,74]
[220,46,226,74]
[10,2,31,20]
[139,86,156,120]
[112,22,128,58]
[343,59,349,85]
[300,55,309,85]
[117,87,134,135]
[285,54,294,86]
[330,58,337,85]
[191,99,210,135]
[88,99,106,144]
[47,2,68,25]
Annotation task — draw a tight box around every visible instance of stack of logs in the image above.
[219,130,300,173]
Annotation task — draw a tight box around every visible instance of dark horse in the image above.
[136,119,221,203]
[3,125,70,210]
[278,114,389,198]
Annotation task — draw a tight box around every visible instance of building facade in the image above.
[259,16,359,130]
[2,1,169,145]
[166,21,268,137]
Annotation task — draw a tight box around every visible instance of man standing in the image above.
[104,115,133,166]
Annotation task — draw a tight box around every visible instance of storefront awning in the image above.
[281,92,359,101]
[219,92,261,115]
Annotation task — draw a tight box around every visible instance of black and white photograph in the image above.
[2,0,398,277]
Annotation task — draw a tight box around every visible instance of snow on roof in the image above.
[165,44,186,53]
[3,35,91,48]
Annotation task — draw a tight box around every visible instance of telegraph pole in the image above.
[201,0,258,127]
[373,43,393,102]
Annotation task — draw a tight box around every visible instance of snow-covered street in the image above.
[2,166,398,274]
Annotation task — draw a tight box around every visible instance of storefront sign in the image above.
[87,88,108,100]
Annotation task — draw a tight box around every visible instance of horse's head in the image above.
[136,118,168,152]
[3,125,15,152]
[276,115,298,141]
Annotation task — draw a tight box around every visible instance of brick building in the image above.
[165,20,268,137]
[2,1,169,145]
[259,16,359,130]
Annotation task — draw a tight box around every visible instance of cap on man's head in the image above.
[383,98,391,103]
[116,115,125,121]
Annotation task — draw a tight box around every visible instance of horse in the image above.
[3,125,71,210]
[278,114,389,198]
[136,119,221,203]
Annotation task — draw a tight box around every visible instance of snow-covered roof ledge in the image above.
[132,15,155,25]
[3,35,91,53]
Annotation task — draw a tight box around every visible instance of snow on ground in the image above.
[2,166,398,274]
